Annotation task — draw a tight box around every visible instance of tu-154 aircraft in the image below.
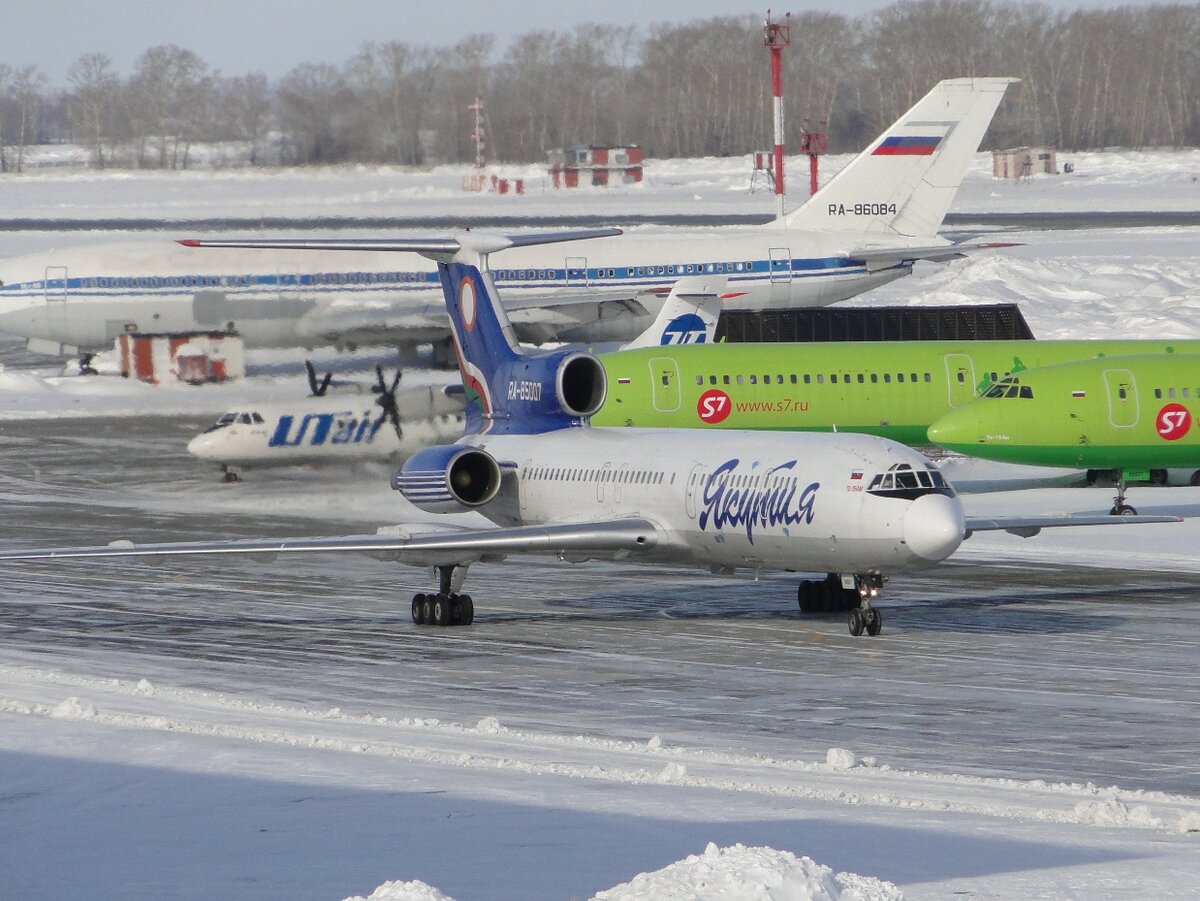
[0,78,1015,366]
[928,354,1200,514]
[0,229,1177,637]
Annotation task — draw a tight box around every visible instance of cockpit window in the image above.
[983,377,1033,400]
[252,412,265,423]
[238,413,253,424]
[866,463,955,500]
[203,412,238,433]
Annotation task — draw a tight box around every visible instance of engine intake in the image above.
[393,444,501,513]
[556,352,607,417]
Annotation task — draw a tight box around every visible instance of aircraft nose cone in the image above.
[902,492,966,563]
[186,433,218,460]
[926,407,980,451]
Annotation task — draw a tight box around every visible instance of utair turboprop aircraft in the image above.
[187,361,467,480]
[186,274,722,477]
[928,354,1200,514]
[0,78,1015,366]
[0,229,1177,637]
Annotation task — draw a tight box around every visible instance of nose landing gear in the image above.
[798,573,884,636]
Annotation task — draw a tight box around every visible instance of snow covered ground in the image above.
[1,152,1199,899]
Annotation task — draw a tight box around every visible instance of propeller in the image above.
[304,360,333,397]
[372,363,403,434]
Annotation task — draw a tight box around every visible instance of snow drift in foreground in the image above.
[344,844,903,901]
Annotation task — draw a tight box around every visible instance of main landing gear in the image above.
[797,573,884,637]
[411,564,474,628]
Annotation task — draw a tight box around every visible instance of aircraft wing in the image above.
[964,513,1181,539]
[845,241,1021,272]
[0,518,662,568]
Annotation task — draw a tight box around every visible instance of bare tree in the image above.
[276,63,355,164]
[126,44,212,168]
[67,53,120,168]
[221,73,273,165]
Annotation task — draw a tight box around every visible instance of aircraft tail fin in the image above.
[781,77,1017,237]
[621,275,726,349]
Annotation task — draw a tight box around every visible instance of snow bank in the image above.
[342,881,454,901]
[592,843,903,901]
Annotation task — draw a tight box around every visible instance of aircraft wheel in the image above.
[865,608,883,637]
[1190,471,1200,487]
[412,594,427,625]
[433,594,453,627]
[1110,504,1138,516]
[421,596,435,624]
[458,594,474,626]
[848,608,865,637]
[798,582,812,613]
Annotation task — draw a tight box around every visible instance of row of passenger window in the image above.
[527,465,670,486]
[1153,387,1200,400]
[695,372,936,387]
[495,261,758,282]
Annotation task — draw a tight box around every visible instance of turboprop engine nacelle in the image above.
[392,444,502,514]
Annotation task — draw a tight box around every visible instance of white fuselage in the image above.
[0,229,913,354]
[188,388,464,470]
[466,426,964,575]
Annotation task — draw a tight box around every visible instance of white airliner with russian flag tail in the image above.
[0,78,1016,366]
[0,228,1170,637]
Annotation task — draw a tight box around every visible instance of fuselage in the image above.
[595,339,1200,445]
[465,426,965,575]
[927,354,1200,472]
[0,230,909,354]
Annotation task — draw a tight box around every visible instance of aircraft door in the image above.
[43,266,68,301]
[768,246,791,305]
[43,266,71,345]
[597,461,612,503]
[1104,369,1139,428]
[684,463,705,519]
[944,354,977,408]
[650,357,682,412]
[565,256,588,288]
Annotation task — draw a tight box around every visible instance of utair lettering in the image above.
[698,458,818,544]
[269,412,385,447]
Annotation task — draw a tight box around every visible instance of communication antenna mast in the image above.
[468,96,488,168]
[763,9,790,220]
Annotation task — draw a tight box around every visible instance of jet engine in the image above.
[392,444,502,514]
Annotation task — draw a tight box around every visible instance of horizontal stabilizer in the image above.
[179,229,622,262]
[845,241,1021,272]
[965,513,1181,539]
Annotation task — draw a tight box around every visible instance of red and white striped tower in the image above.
[763,10,790,220]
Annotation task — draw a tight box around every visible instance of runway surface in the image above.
[2,414,1198,797]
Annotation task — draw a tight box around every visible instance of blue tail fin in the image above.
[437,259,522,435]
[433,232,614,436]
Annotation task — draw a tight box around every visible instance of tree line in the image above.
[1,0,1196,172]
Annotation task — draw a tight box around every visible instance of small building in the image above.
[992,147,1058,179]
[117,331,245,385]
[548,145,644,188]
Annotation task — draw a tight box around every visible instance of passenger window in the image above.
[750,375,758,384]
[723,375,730,385]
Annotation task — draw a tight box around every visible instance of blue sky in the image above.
[1,0,1172,87]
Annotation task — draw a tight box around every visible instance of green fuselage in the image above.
[594,340,1200,449]
[927,354,1200,472]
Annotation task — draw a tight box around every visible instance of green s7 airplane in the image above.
[593,339,1200,452]
[927,354,1200,514]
